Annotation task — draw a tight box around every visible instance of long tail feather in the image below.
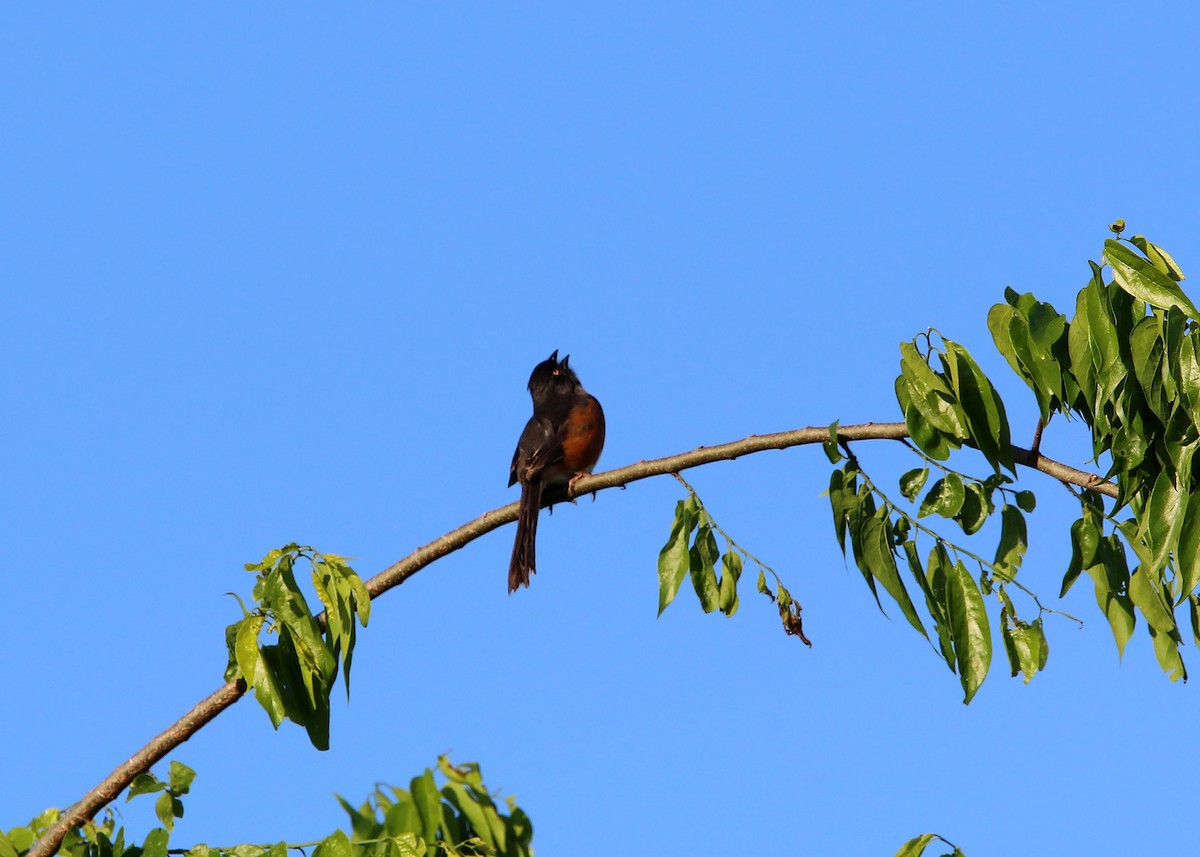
[508,479,542,593]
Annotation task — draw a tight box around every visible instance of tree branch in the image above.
[27,421,1112,857]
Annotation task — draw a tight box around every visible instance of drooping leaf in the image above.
[689,522,721,613]
[919,474,966,519]
[1128,567,1177,635]
[992,505,1027,578]
[657,497,697,616]
[1086,537,1136,658]
[1178,495,1200,601]
[1148,624,1188,682]
[719,551,743,617]
[1002,613,1048,684]
[925,543,958,672]
[955,483,990,536]
[900,467,929,501]
[1061,515,1099,598]
[860,512,927,639]
[1104,239,1200,319]
[946,560,992,703]
[823,420,843,463]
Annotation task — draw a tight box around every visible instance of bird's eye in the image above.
[551,369,560,376]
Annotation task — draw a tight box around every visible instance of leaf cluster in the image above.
[990,233,1200,679]
[828,441,1040,703]
[3,758,527,857]
[332,757,532,857]
[657,486,809,644]
[223,544,371,750]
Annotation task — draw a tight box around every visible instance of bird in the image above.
[508,350,606,593]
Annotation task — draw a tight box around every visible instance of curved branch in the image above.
[27,421,1112,857]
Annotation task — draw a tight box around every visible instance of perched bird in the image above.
[508,351,606,593]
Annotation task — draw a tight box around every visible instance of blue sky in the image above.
[4,4,1199,855]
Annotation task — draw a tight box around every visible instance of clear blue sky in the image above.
[4,4,1198,855]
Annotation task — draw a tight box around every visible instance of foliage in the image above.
[224,544,371,750]
[656,476,810,644]
[332,756,532,857]
[3,758,527,857]
[659,228,1200,703]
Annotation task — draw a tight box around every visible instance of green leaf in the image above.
[1144,473,1185,578]
[1130,316,1166,418]
[1130,235,1186,281]
[142,829,170,857]
[1061,516,1099,597]
[312,831,352,857]
[899,468,928,501]
[1015,490,1036,513]
[154,792,180,832]
[987,303,1024,379]
[955,483,990,536]
[1086,537,1136,658]
[1181,497,1200,601]
[1067,287,1097,418]
[168,761,196,795]
[0,832,21,857]
[901,542,953,670]
[657,497,698,616]
[719,551,743,617]
[893,833,937,857]
[225,846,266,857]
[1004,616,1048,684]
[860,513,927,639]
[1084,271,1121,382]
[251,643,288,729]
[989,298,1067,420]
[234,615,264,683]
[925,544,958,672]
[899,341,969,439]
[337,793,383,838]
[946,560,992,704]
[127,772,165,800]
[896,369,956,460]
[918,474,965,519]
[389,834,423,857]
[1104,239,1200,318]
[410,770,444,847]
[823,421,842,463]
[993,505,1027,577]
[944,340,1014,472]
[828,467,854,553]
[1128,568,1176,635]
[689,522,721,613]
[1149,624,1188,682]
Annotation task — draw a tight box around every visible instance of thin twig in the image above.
[26,421,1114,857]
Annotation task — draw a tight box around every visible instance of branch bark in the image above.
[28,421,1113,857]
